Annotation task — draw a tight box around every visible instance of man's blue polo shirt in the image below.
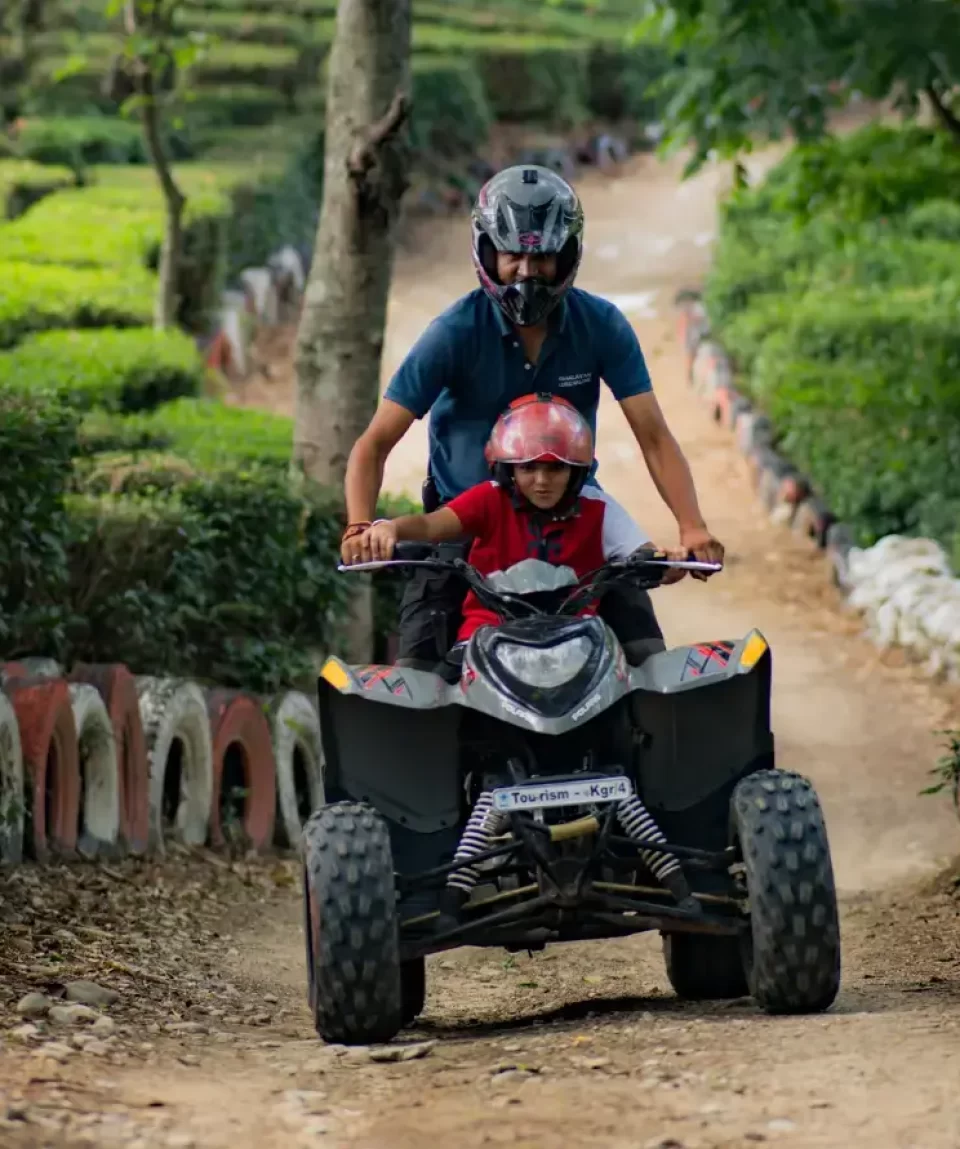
[383,287,652,503]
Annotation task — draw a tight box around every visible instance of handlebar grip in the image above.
[393,542,435,562]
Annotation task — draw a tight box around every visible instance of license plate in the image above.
[491,775,633,813]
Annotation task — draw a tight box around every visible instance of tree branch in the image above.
[925,82,960,145]
[124,1,185,212]
[347,89,410,179]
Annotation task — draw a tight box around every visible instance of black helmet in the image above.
[471,165,584,327]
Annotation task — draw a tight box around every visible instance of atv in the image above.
[301,545,841,1045]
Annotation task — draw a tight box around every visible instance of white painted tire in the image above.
[69,684,120,856]
[136,677,213,854]
[0,693,24,864]
[270,691,325,848]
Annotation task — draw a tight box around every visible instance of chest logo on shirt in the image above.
[526,524,565,563]
[557,372,592,389]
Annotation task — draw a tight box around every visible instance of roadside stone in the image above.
[571,1055,611,1070]
[91,1016,116,1037]
[367,1040,435,1063]
[166,1022,205,1035]
[16,992,52,1018]
[65,981,120,1008]
[10,1023,40,1041]
[263,993,279,1004]
[38,1041,74,1062]
[49,1004,98,1026]
[768,1119,797,1133]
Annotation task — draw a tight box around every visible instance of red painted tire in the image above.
[68,663,150,855]
[3,677,80,861]
[206,689,277,851]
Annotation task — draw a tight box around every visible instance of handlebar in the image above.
[337,544,722,621]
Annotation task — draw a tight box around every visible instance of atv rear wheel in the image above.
[301,802,403,1044]
[662,933,748,1000]
[401,957,426,1027]
[732,769,841,1014]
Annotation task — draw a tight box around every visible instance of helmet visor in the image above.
[487,398,594,467]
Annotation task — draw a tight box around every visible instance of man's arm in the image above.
[342,317,457,561]
[619,392,705,533]
[619,391,723,570]
[596,302,722,573]
[344,399,416,525]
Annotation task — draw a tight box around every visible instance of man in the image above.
[341,164,723,669]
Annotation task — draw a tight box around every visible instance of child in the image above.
[352,392,687,655]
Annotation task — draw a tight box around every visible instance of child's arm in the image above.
[353,508,465,562]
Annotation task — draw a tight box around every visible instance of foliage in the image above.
[638,0,960,175]
[921,731,960,813]
[707,122,960,569]
[11,114,150,169]
[411,57,493,157]
[0,158,74,219]
[476,47,590,126]
[63,470,349,692]
[0,326,205,413]
[0,260,155,348]
[0,390,79,659]
[220,131,322,280]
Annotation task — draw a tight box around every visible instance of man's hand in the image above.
[341,521,397,564]
[679,524,725,581]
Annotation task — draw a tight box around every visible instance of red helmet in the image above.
[485,393,594,468]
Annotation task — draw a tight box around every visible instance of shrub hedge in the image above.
[707,123,960,569]
[0,159,75,219]
[0,261,155,348]
[11,116,151,169]
[0,328,205,413]
[0,388,416,688]
[0,391,78,659]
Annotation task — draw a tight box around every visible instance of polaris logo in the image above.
[571,692,602,721]
[501,699,534,723]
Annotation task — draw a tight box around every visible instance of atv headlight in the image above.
[494,636,593,688]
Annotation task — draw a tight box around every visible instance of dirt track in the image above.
[4,124,960,1149]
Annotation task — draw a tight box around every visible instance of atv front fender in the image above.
[628,630,769,695]
[628,629,775,822]
[317,658,461,834]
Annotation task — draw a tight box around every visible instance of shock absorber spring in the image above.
[616,795,685,889]
[447,792,507,896]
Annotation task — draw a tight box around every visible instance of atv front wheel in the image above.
[732,769,841,1014]
[301,802,403,1044]
[662,934,748,1000]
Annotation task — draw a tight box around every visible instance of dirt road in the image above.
[5,128,960,1149]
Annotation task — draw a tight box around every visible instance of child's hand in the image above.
[362,520,397,562]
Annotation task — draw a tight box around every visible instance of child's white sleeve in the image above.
[581,488,651,561]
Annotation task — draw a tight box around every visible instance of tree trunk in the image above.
[125,0,187,330]
[294,0,412,662]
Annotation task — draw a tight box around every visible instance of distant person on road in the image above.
[340,163,723,669]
